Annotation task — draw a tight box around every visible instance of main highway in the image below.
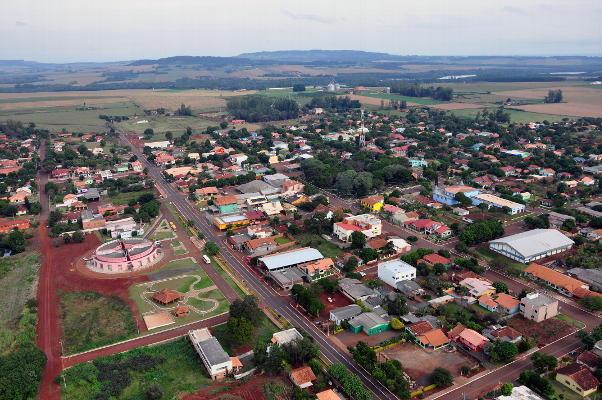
[121,134,398,400]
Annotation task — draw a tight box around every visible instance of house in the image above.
[520,292,558,322]
[229,153,248,166]
[316,389,344,400]
[154,152,175,166]
[406,219,452,238]
[243,236,279,256]
[524,263,588,297]
[497,385,544,400]
[196,186,219,200]
[460,277,495,297]
[483,325,522,343]
[472,193,526,215]
[8,191,29,204]
[348,312,390,335]
[0,218,30,234]
[567,268,602,292]
[396,280,425,297]
[449,324,489,351]
[212,214,249,231]
[290,366,316,389]
[420,253,452,268]
[360,195,384,212]
[330,304,363,325]
[300,257,336,282]
[339,277,378,302]
[555,363,599,397]
[333,214,382,242]
[547,211,576,229]
[478,293,519,314]
[416,328,449,350]
[51,168,70,179]
[489,229,574,264]
[81,210,106,230]
[189,328,233,381]
[214,195,239,214]
[105,217,144,239]
[130,161,144,172]
[281,179,304,197]
[432,185,480,206]
[577,350,600,371]
[378,260,416,289]
[271,328,303,346]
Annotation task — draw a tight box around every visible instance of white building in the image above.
[473,193,526,215]
[189,328,233,381]
[333,214,382,242]
[378,260,416,289]
[489,229,575,264]
[144,140,170,149]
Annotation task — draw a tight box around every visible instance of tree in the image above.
[500,383,513,396]
[227,316,254,345]
[165,131,173,141]
[4,230,26,253]
[291,284,324,316]
[454,192,472,206]
[0,344,46,400]
[493,281,509,293]
[350,231,367,249]
[580,296,602,311]
[343,256,359,273]
[459,220,504,245]
[349,341,377,371]
[489,341,518,363]
[544,89,563,103]
[390,317,404,330]
[327,362,373,400]
[519,369,555,397]
[406,236,418,243]
[229,295,261,324]
[431,367,453,387]
[385,293,408,316]
[204,241,219,256]
[292,84,306,92]
[71,231,85,243]
[530,352,557,373]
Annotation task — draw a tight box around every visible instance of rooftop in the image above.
[259,247,324,271]
[490,229,574,259]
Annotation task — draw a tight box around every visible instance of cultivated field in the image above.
[0,251,41,328]
[494,86,602,117]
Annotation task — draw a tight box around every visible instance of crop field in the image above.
[116,114,216,135]
[447,107,568,123]
[494,86,602,117]
[0,101,142,132]
[350,93,438,105]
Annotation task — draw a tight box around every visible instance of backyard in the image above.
[294,233,343,259]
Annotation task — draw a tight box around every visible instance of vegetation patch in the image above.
[0,251,40,327]
[60,338,213,400]
[59,291,137,354]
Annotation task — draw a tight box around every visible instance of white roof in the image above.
[490,229,574,259]
[497,385,544,400]
[475,193,524,209]
[378,259,415,274]
[272,328,303,345]
[259,247,323,271]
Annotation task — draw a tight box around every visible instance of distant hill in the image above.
[129,56,269,67]
[237,49,402,63]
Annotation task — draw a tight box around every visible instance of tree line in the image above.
[226,95,299,122]
[389,83,453,101]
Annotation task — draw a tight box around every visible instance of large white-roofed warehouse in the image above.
[488,229,574,264]
[258,247,324,272]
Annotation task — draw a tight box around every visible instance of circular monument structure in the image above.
[88,238,162,274]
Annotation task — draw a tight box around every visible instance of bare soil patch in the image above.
[431,102,486,110]
[507,316,575,346]
[183,375,286,400]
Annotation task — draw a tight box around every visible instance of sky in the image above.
[1,0,601,62]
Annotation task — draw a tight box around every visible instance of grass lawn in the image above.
[212,313,279,354]
[170,239,188,255]
[193,275,215,290]
[556,314,586,329]
[294,233,342,259]
[0,251,40,327]
[116,115,215,135]
[476,247,526,273]
[209,255,246,298]
[59,291,137,354]
[149,230,176,241]
[153,276,198,293]
[60,338,214,400]
[274,236,291,245]
[157,257,199,272]
[110,190,153,205]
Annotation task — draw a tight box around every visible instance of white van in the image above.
[202,255,211,264]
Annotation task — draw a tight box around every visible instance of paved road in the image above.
[122,135,398,400]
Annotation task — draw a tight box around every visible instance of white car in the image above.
[359,272,366,277]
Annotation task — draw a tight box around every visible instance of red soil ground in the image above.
[182,375,285,400]
[319,291,352,319]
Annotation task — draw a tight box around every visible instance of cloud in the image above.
[15,21,27,27]
[281,10,336,24]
